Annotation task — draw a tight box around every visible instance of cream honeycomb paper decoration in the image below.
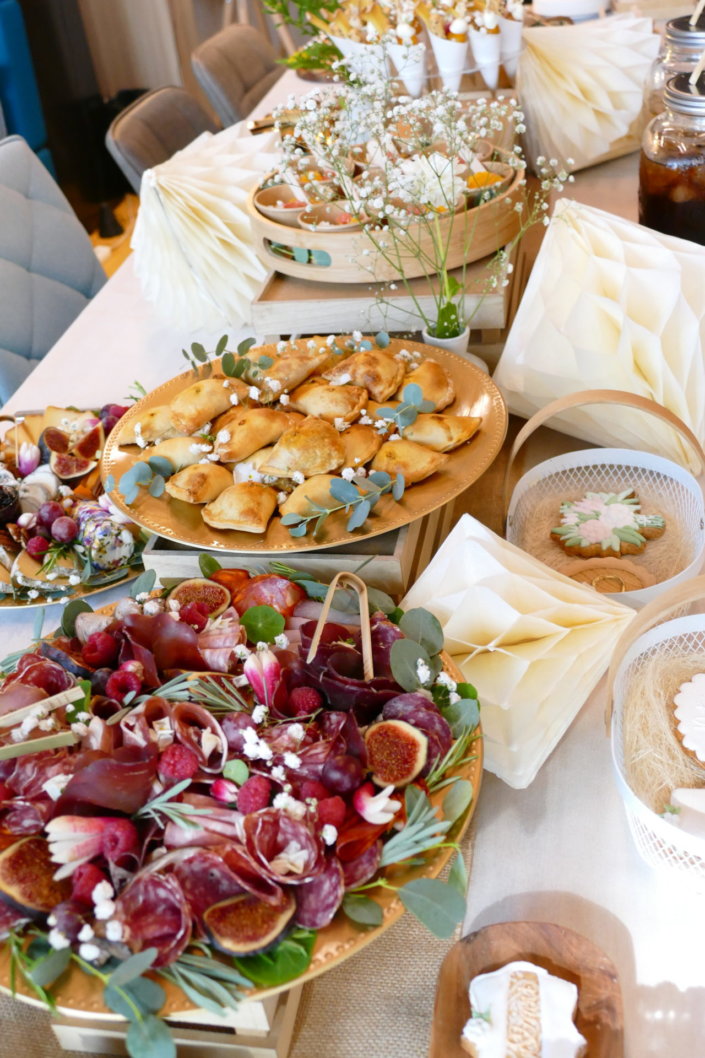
[132,129,281,330]
[402,514,635,788]
[493,199,705,473]
[517,14,660,172]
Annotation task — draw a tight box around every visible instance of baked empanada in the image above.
[341,424,383,467]
[213,409,291,463]
[165,464,233,504]
[255,346,330,401]
[288,378,368,423]
[232,446,275,481]
[119,405,179,446]
[259,417,345,479]
[396,359,454,410]
[279,474,336,517]
[402,413,481,452]
[371,439,448,483]
[202,482,278,533]
[170,377,251,434]
[146,436,212,471]
[324,349,405,402]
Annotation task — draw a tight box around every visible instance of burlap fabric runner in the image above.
[0,826,475,1058]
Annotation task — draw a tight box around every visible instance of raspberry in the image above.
[82,631,119,668]
[105,668,142,702]
[316,796,346,828]
[180,601,210,632]
[300,779,331,802]
[288,686,323,716]
[102,818,139,862]
[236,775,272,814]
[71,862,109,906]
[158,743,200,785]
[26,535,50,560]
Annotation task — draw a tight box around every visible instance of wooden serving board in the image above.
[429,921,623,1058]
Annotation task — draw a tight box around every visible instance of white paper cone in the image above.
[429,34,468,93]
[469,27,501,91]
[328,34,389,81]
[499,17,523,80]
[387,40,427,97]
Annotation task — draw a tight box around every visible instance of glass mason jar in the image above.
[644,16,705,117]
[639,73,705,245]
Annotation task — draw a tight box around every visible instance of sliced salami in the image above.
[244,809,324,885]
[294,855,345,928]
[341,840,382,890]
[0,898,29,939]
[220,844,285,905]
[114,872,191,967]
[174,849,245,922]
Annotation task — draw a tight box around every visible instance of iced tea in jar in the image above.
[639,72,705,245]
[644,16,705,117]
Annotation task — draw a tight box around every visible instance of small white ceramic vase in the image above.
[420,325,489,372]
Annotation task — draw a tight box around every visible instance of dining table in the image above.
[1,68,704,1058]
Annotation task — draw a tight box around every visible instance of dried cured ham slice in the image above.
[115,873,191,967]
[56,748,157,815]
[294,856,345,929]
[120,698,173,752]
[172,703,227,773]
[174,849,245,922]
[244,810,324,885]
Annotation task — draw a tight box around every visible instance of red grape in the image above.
[26,535,50,559]
[51,516,78,543]
[36,501,65,529]
[72,862,109,905]
[321,753,364,794]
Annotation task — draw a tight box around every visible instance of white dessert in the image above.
[673,674,705,765]
[461,960,587,1058]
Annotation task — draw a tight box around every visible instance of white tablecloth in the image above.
[1,72,703,1056]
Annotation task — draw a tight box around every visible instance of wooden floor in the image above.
[89,194,138,277]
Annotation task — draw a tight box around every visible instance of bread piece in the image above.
[145,436,213,471]
[279,474,336,517]
[255,345,330,401]
[397,358,455,410]
[170,377,251,434]
[165,464,232,504]
[340,424,383,467]
[213,408,291,463]
[288,378,368,423]
[259,417,345,479]
[202,482,277,533]
[402,413,481,452]
[119,405,180,446]
[324,349,405,402]
[371,439,447,483]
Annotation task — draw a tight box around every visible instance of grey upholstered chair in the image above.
[105,86,219,195]
[0,135,106,405]
[191,24,284,127]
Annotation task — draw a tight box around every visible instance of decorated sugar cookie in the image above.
[673,673,705,769]
[551,490,665,558]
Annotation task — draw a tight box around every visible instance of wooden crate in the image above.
[50,987,302,1058]
[141,504,457,598]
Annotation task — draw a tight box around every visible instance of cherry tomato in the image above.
[231,575,306,617]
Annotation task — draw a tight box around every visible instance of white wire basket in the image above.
[609,577,705,886]
[504,390,705,609]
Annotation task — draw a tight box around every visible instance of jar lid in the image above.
[665,15,705,46]
[664,72,705,114]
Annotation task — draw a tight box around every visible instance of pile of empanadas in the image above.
[116,336,483,536]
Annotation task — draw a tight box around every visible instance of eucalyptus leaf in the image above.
[148,476,165,498]
[123,486,139,505]
[147,456,174,478]
[419,399,435,413]
[130,569,157,599]
[398,407,418,429]
[104,474,115,492]
[390,638,433,692]
[392,473,405,501]
[32,606,45,642]
[221,351,236,376]
[258,355,274,369]
[237,337,256,357]
[234,929,315,988]
[240,604,285,644]
[223,759,249,785]
[442,697,480,737]
[233,359,247,378]
[132,462,153,484]
[104,977,166,1019]
[373,406,397,420]
[109,948,159,988]
[215,334,228,356]
[126,1014,175,1058]
[346,498,370,531]
[359,340,373,350]
[329,478,360,505]
[402,383,423,405]
[398,878,466,938]
[399,608,444,656]
[191,342,207,362]
[289,523,308,538]
[27,947,70,988]
[375,331,390,348]
[368,471,391,487]
[280,512,304,526]
[61,599,93,637]
[199,553,222,576]
[366,587,396,615]
[448,852,469,897]
[342,894,383,927]
[443,778,473,823]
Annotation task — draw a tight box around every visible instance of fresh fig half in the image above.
[39,637,95,679]
[364,719,428,787]
[72,423,104,460]
[0,836,71,916]
[50,452,97,481]
[41,427,71,455]
[203,889,295,955]
[167,577,231,617]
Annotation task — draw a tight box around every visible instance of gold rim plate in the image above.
[101,339,508,555]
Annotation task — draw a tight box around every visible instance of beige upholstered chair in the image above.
[104,86,219,195]
[191,24,284,127]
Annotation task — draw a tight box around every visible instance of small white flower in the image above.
[229,393,240,405]
[105,919,124,943]
[78,924,95,942]
[283,751,302,770]
[292,471,305,485]
[274,633,289,649]
[92,880,114,904]
[27,589,40,599]
[341,466,355,481]
[71,722,89,737]
[252,704,268,724]
[416,658,432,686]
[143,599,162,616]
[352,330,362,342]
[279,393,290,406]
[38,717,57,732]
[79,942,102,962]
[94,899,116,921]
[248,386,260,401]
[435,671,457,691]
[234,644,250,661]
[321,824,338,846]
[271,764,286,782]
[48,929,71,951]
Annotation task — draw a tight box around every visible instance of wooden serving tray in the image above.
[429,921,623,1058]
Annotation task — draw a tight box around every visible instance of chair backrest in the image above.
[0,134,106,405]
[191,23,284,127]
[104,86,219,195]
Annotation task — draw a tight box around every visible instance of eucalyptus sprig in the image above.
[281,470,405,538]
[105,455,174,507]
[182,335,273,382]
[374,383,435,435]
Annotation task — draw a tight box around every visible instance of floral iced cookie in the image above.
[673,673,705,770]
[551,490,665,558]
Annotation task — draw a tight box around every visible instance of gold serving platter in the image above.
[0,641,482,1015]
[101,339,508,555]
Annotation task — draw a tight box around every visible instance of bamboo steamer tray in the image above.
[247,155,524,284]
